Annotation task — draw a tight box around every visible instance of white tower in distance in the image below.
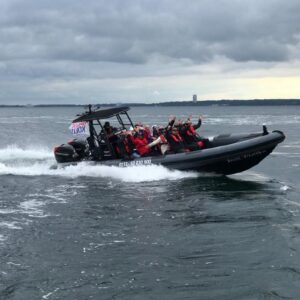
[193,94,197,103]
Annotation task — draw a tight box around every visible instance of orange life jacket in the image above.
[170,133,183,142]
[187,124,196,135]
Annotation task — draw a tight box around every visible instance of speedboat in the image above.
[54,105,285,175]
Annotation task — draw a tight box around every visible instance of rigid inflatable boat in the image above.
[54,106,285,175]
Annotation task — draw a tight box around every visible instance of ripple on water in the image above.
[0,234,6,242]
[0,222,22,230]
[19,199,48,218]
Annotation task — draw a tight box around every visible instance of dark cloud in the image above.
[2,0,300,63]
[0,0,300,103]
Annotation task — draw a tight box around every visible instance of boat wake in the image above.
[0,145,53,161]
[229,171,272,183]
[0,145,198,182]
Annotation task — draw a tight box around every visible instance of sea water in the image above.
[0,105,299,299]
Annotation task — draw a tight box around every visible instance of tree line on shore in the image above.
[1,99,300,107]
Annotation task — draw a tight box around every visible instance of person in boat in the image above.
[179,115,205,151]
[132,128,162,157]
[102,121,127,158]
[144,125,152,142]
[132,129,152,156]
[120,130,140,159]
[152,125,159,138]
[133,123,153,143]
[165,116,186,153]
[103,121,117,137]
[151,125,170,155]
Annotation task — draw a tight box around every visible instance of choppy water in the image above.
[0,105,299,300]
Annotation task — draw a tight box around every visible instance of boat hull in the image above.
[58,130,284,175]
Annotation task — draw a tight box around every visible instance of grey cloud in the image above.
[2,0,300,67]
[1,0,300,103]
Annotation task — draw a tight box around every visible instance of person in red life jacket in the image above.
[117,130,140,159]
[133,123,152,143]
[179,115,205,151]
[133,129,163,156]
[165,116,186,153]
[133,129,152,156]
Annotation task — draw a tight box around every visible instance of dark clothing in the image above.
[179,119,204,150]
[103,126,117,138]
[165,130,185,153]
[124,135,136,154]
[163,118,185,153]
[87,136,103,160]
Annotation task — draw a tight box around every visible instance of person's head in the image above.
[158,127,165,135]
[172,127,179,134]
[152,125,158,136]
[137,129,144,138]
[104,121,110,128]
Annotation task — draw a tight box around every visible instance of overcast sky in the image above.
[1,0,300,104]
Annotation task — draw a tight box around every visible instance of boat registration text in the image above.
[227,150,267,163]
[119,159,152,167]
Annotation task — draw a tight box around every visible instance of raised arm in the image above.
[193,115,203,130]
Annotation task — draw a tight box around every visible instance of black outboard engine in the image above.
[68,139,88,158]
[54,144,79,163]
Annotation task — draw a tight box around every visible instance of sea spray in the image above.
[0,145,200,182]
[0,161,198,182]
[0,145,53,161]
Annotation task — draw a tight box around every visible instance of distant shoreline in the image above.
[1,99,300,107]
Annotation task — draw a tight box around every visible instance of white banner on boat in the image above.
[69,121,90,136]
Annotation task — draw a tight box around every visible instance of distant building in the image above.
[193,94,197,102]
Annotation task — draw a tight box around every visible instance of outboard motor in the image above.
[68,139,88,158]
[54,144,79,163]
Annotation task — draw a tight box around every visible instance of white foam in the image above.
[0,161,53,176]
[272,151,300,157]
[0,159,198,182]
[28,193,67,203]
[69,164,199,182]
[283,200,300,208]
[0,208,18,214]
[19,199,47,217]
[282,145,300,148]
[0,221,22,230]
[280,185,291,191]
[0,144,201,182]
[0,145,53,161]
[42,288,60,300]
[229,170,271,183]
[0,142,205,183]
[56,163,199,183]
